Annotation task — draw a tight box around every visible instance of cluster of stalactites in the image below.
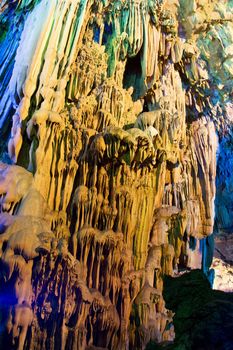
[0,0,222,349]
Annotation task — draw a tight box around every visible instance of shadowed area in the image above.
[147,270,233,350]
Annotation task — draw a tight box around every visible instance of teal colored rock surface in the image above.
[147,270,233,349]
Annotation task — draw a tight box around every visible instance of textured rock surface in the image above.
[212,258,233,292]
[153,270,233,350]
[0,0,232,349]
[211,233,233,292]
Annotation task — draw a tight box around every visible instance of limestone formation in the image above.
[0,1,232,349]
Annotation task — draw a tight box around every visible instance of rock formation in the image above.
[0,0,232,349]
[155,270,233,350]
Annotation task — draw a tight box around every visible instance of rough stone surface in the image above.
[156,270,233,350]
[211,233,233,292]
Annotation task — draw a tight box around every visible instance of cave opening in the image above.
[123,50,143,101]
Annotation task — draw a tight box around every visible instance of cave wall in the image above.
[0,1,232,349]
